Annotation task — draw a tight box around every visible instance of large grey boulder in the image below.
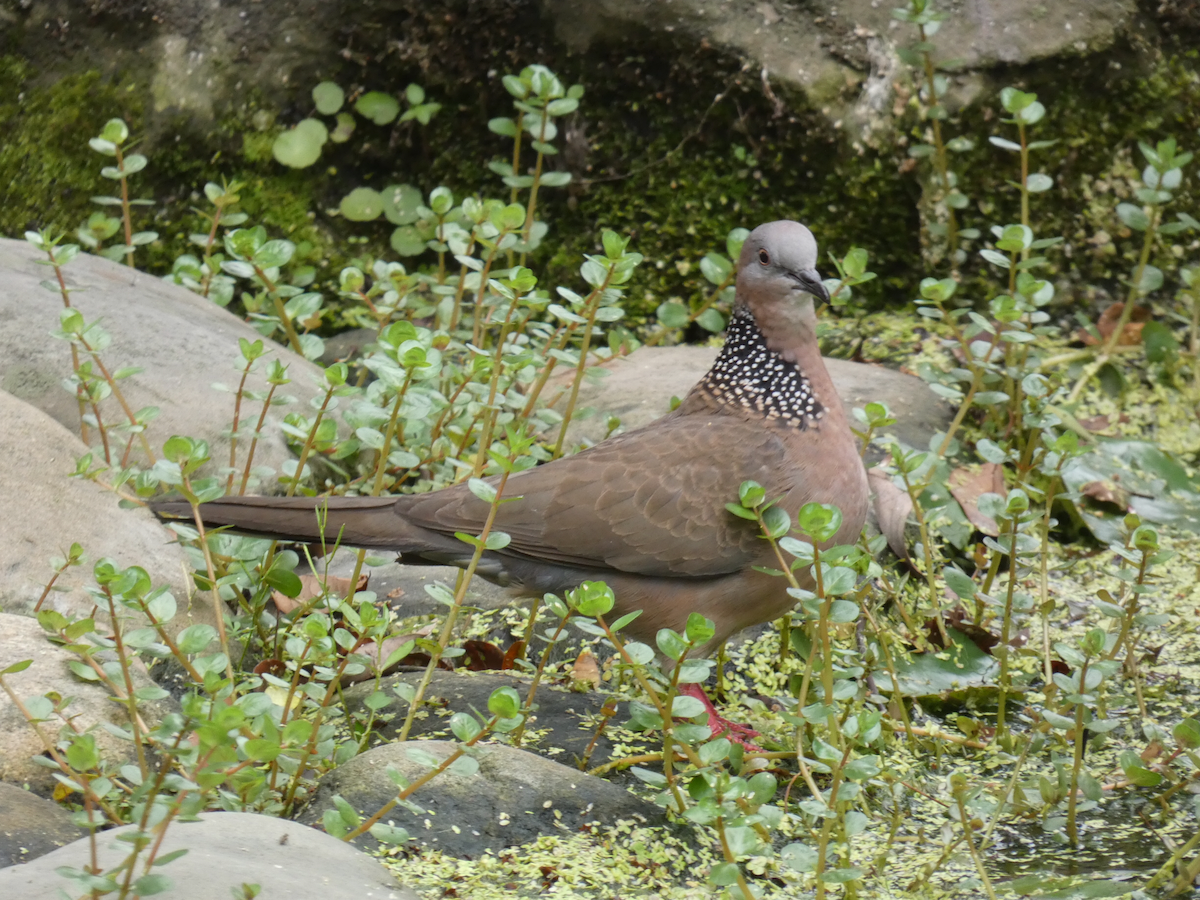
[0,783,84,867]
[0,389,212,625]
[0,613,176,795]
[344,671,623,773]
[0,0,1140,134]
[0,811,418,900]
[300,739,664,858]
[552,346,950,459]
[0,237,323,485]
[550,0,1135,103]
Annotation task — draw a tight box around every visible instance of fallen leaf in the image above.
[571,650,601,688]
[253,658,287,677]
[1079,479,1131,510]
[341,626,438,684]
[386,587,406,599]
[933,608,998,655]
[272,572,369,615]
[463,640,505,671]
[1077,303,1150,346]
[339,633,422,684]
[501,641,526,670]
[1060,438,1200,541]
[948,463,1006,536]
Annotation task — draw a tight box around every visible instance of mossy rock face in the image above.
[0,1,1198,326]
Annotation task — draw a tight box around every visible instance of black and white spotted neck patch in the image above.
[697,306,824,428]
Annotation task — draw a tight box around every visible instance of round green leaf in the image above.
[355,91,400,125]
[340,187,384,222]
[272,118,328,169]
[330,112,356,143]
[100,118,129,144]
[1026,173,1053,193]
[390,225,427,256]
[488,686,521,718]
[656,300,689,328]
[695,307,726,333]
[382,184,423,225]
[312,81,344,115]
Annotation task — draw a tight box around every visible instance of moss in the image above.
[5,6,1200,347]
[0,59,146,239]
[0,58,338,281]
[917,43,1200,314]
[406,41,919,322]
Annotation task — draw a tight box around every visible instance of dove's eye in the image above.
[758,249,770,266]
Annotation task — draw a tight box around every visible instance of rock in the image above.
[319,327,378,368]
[550,0,1135,106]
[826,356,953,457]
[314,550,515,620]
[0,613,176,795]
[0,389,216,628]
[344,671,623,773]
[0,0,1138,138]
[550,346,951,462]
[299,739,663,858]
[0,811,417,900]
[0,783,84,868]
[0,237,323,486]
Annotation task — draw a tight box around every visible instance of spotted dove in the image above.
[153,221,870,721]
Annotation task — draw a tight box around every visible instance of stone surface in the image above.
[544,0,1135,129]
[551,346,951,461]
[0,811,417,900]
[344,671,622,772]
[316,548,515,620]
[0,389,215,626]
[0,237,323,485]
[0,613,176,795]
[300,739,663,858]
[0,783,84,868]
[0,0,1140,135]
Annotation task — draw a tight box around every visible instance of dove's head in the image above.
[735,220,829,340]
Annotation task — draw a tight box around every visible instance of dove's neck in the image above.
[697,306,826,429]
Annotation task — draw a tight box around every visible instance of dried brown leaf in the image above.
[463,640,505,671]
[501,641,526,670]
[272,572,369,615]
[948,462,1005,537]
[571,650,601,688]
[1077,303,1150,346]
[1080,479,1131,510]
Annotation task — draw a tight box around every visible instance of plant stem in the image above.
[996,513,1020,737]
[397,469,512,741]
[77,334,156,464]
[511,609,568,748]
[918,24,958,265]
[342,719,499,842]
[1067,205,1161,402]
[237,382,281,496]
[113,143,134,268]
[552,268,617,459]
[225,358,255,494]
[714,814,757,900]
[252,264,305,356]
[1066,658,1090,847]
[952,780,999,900]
